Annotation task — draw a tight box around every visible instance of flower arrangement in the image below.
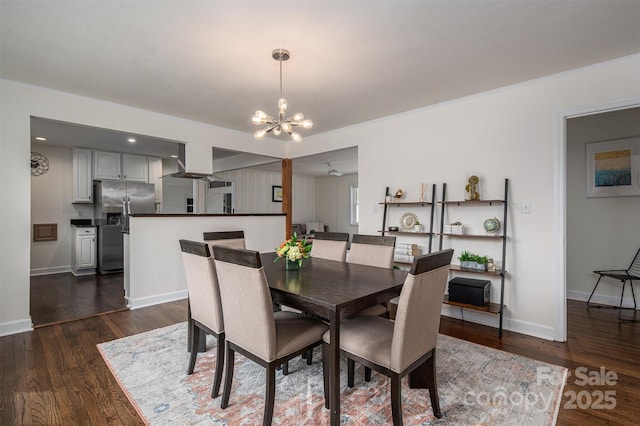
[275,233,312,268]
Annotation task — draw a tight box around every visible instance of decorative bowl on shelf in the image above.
[388,226,399,232]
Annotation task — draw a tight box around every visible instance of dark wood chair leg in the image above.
[426,352,442,418]
[187,322,199,374]
[365,366,372,382]
[390,373,403,426]
[264,365,276,426]
[306,349,313,365]
[220,344,234,409]
[282,361,289,376]
[347,358,355,388]
[211,333,225,398]
[322,343,329,409]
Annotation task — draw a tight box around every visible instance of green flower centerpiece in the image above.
[275,232,312,270]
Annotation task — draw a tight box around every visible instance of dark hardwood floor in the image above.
[2,299,638,425]
[30,272,128,327]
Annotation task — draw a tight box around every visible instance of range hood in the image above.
[162,144,221,180]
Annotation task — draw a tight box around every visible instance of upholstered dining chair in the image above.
[213,245,329,426]
[203,230,246,251]
[179,239,225,398]
[311,232,350,262]
[347,234,396,317]
[322,249,454,425]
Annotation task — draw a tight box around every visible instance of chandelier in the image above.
[252,49,313,143]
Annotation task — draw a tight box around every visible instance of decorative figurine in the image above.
[465,175,480,200]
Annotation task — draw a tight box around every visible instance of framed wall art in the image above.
[272,185,283,202]
[586,137,640,198]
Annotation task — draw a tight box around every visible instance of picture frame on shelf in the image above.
[272,185,283,202]
[586,137,640,198]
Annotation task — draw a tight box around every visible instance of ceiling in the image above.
[5,1,640,174]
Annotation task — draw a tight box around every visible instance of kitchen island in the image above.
[125,213,285,309]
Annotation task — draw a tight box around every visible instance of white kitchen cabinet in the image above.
[72,226,96,276]
[122,154,148,182]
[72,148,93,203]
[93,151,149,182]
[147,156,163,203]
[93,150,121,180]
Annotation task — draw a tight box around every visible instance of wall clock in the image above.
[31,152,49,176]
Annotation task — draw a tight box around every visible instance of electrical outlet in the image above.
[521,201,531,214]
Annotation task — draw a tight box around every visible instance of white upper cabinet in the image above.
[147,156,163,203]
[72,148,93,203]
[93,151,149,182]
[93,150,121,180]
[122,154,148,182]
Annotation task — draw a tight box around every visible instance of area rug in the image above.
[97,323,567,425]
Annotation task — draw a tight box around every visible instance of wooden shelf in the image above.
[443,296,502,314]
[438,199,504,206]
[438,179,509,337]
[379,231,433,236]
[449,264,505,276]
[439,233,505,240]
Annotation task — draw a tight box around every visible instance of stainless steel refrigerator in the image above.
[94,180,155,274]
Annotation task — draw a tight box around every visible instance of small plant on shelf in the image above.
[458,250,488,271]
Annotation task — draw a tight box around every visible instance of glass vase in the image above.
[285,258,300,270]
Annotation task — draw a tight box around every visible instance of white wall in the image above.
[127,214,285,308]
[566,108,640,306]
[2,55,639,337]
[214,168,316,222]
[286,55,640,340]
[30,144,94,274]
[315,173,358,238]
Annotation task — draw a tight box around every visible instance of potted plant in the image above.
[458,250,488,272]
[275,232,312,270]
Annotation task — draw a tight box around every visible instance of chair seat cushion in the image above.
[323,316,394,369]
[354,303,388,317]
[274,311,328,359]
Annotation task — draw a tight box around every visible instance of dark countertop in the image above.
[129,213,286,218]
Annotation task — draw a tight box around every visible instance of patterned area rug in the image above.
[98,323,566,425]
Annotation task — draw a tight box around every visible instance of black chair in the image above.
[587,248,640,321]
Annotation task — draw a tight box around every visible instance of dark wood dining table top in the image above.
[261,252,408,318]
[260,252,409,425]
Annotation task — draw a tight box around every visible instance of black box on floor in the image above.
[448,277,490,307]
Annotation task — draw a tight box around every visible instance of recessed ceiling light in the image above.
[128,137,136,143]
[170,155,178,158]
[35,137,47,141]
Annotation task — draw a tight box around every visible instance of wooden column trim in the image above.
[282,158,293,239]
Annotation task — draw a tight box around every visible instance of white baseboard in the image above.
[0,318,33,337]
[30,266,71,276]
[567,289,639,310]
[441,305,557,341]
[126,289,188,310]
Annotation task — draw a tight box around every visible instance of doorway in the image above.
[560,103,640,339]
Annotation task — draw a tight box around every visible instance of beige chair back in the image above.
[203,230,246,253]
[213,246,278,362]
[390,249,453,373]
[348,234,396,269]
[179,240,224,334]
[311,232,349,262]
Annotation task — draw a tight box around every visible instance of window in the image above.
[350,184,359,225]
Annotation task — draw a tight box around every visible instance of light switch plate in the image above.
[521,201,531,214]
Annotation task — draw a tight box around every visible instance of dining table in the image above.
[261,252,408,425]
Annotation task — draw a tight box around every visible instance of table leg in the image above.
[329,310,340,425]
